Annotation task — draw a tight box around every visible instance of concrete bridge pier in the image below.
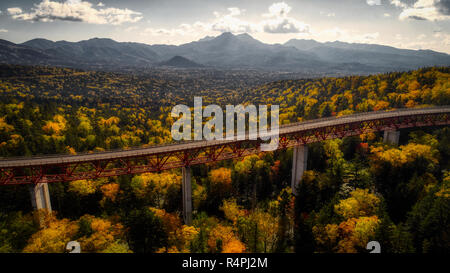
[383,130,400,145]
[29,180,52,227]
[182,166,192,226]
[291,145,308,195]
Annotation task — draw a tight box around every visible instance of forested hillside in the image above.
[0,65,448,253]
[244,67,450,124]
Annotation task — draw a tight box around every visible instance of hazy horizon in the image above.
[0,0,449,53]
[2,31,449,56]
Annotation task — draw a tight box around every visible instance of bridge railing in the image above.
[0,106,448,163]
[280,105,449,129]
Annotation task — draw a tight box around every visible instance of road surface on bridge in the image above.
[0,106,449,169]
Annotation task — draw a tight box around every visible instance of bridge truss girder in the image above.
[0,112,448,185]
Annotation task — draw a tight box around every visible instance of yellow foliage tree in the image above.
[100,183,120,202]
[370,143,438,168]
[98,116,120,127]
[334,188,380,219]
[68,179,97,196]
[210,167,232,185]
[222,239,247,253]
[150,207,199,253]
[23,215,78,253]
[42,114,66,135]
[131,172,180,207]
[220,199,246,224]
[314,216,380,253]
[77,216,128,253]
[0,116,14,132]
[207,224,245,253]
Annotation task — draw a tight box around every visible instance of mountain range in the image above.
[0,32,449,74]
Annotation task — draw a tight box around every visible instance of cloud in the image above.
[7,0,142,25]
[146,7,254,35]
[263,2,292,17]
[391,0,450,20]
[363,32,380,40]
[140,2,310,44]
[367,0,382,5]
[433,32,450,45]
[320,27,380,43]
[146,2,309,37]
[390,0,410,8]
[210,7,254,33]
[225,7,242,17]
[259,2,310,33]
[320,11,336,17]
[124,26,138,32]
[436,0,450,14]
[7,7,22,15]
[208,3,310,34]
[143,21,210,39]
[260,17,309,33]
[417,33,427,39]
[391,32,450,50]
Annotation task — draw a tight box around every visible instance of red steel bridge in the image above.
[0,106,449,186]
[1,106,449,225]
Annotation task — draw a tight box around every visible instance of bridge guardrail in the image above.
[0,106,448,164]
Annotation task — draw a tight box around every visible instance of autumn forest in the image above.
[0,64,449,253]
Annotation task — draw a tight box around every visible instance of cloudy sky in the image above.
[0,0,449,53]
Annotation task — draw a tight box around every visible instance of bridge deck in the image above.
[0,106,449,168]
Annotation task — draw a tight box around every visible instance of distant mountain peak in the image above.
[26,38,54,43]
[2,35,449,73]
[236,33,252,38]
[213,32,236,42]
[236,33,259,42]
[284,39,322,50]
[21,38,56,50]
[87,37,116,42]
[0,39,18,46]
[214,32,257,40]
[219,32,234,37]
[206,32,263,48]
[198,36,215,42]
[159,55,203,68]
[80,37,118,46]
